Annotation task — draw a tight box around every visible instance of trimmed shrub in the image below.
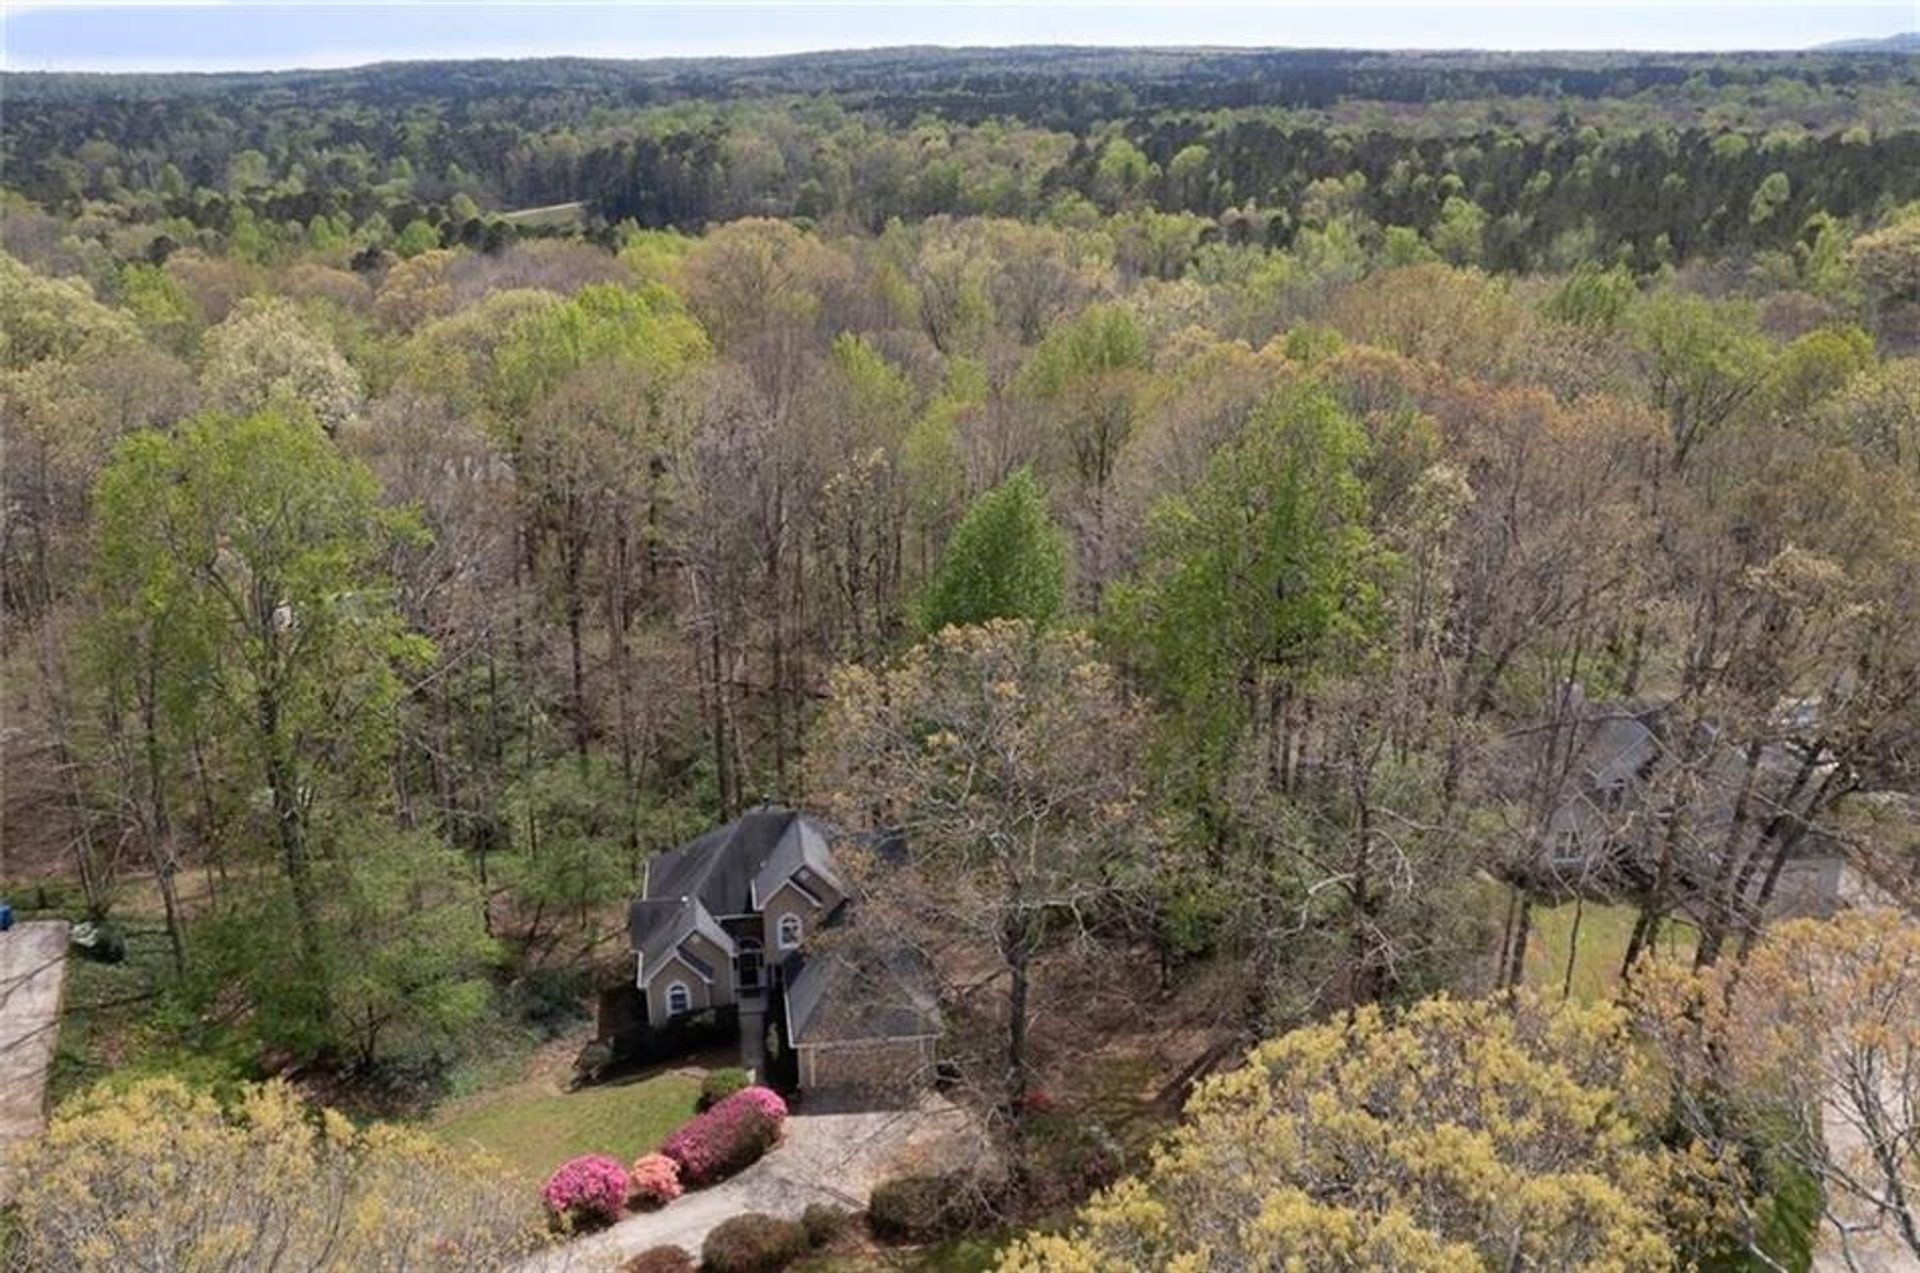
[867,1172,987,1244]
[800,1202,851,1248]
[701,1213,809,1273]
[660,1086,788,1187]
[622,1246,695,1273]
[541,1153,629,1227]
[573,1039,615,1087]
[629,1152,683,1208]
[697,1066,751,1111]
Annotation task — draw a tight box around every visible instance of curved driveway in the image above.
[523,1095,976,1271]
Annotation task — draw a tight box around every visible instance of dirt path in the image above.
[522,1095,977,1271]
[0,922,68,1201]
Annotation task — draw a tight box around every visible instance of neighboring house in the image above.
[1525,688,1855,921]
[1537,704,1663,877]
[605,805,938,1096]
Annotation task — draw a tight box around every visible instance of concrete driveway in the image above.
[0,922,69,1201]
[523,1094,978,1271]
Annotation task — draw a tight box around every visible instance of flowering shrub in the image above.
[726,1085,789,1122]
[659,1086,788,1187]
[629,1153,683,1208]
[541,1154,630,1227]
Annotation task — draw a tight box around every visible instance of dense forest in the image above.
[8,48,1920,275]
[3,45,1920,1271]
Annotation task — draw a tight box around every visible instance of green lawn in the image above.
[1521,897,1697,1002]
[430,1066,702,1182]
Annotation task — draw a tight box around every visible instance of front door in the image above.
[736,939,764,993]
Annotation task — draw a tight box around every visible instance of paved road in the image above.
[0,922,68,1201]
[522,1095,976,1271]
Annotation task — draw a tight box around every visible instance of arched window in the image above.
[665,981,692,1016]
[777,913,803,950]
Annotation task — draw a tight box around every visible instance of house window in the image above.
[1550,828,1583,865]
[665,981,692,1016]
[737,939,764,991]
[777,913,802,950]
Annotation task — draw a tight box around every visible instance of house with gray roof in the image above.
[1524,687,1854,921]
[613,806,938,1095]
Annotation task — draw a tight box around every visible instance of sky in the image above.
[2,2,1915,73]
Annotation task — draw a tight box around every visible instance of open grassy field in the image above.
[1521,898,1697,1002]
[496,200,588,228]
[430,1064,703,1182]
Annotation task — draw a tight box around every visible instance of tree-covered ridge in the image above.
[5,47,1920,280]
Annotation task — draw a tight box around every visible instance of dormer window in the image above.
[777,913,803,950]
[1550,828,1583,865]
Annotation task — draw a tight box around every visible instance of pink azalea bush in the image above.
[629,1152,684,1208]
[541,1153,630,1227]
[660,1086,788,1187]
[727,1086,788,1122]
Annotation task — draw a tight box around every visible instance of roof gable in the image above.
[629,807,847,956]
[645,948,712,988]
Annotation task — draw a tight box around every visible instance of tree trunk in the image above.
[1004,924,1032,1120]
[141,663,187,976]
[1694,739,1767,970]
[1623,792,1692,979]
[1561,895,1585,1000]
[1504,893,1533,990]
[259,686,324,990]
[566,544,590,762]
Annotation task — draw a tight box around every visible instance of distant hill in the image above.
[1817,32,1920,52]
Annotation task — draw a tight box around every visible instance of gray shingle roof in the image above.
[783,929,940,1046]
[631,806,841,983]
[633,896,735,986]
[751,816,848,909]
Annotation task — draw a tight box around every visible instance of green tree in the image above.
[394,216,441,257]
[116,260,202,353]
[1630,292,1773,467]
[1093,137,1157,210]
[1749,170,1792,226]
[499,755,637,958]
[1167,142,1211,209]
[1111,381,1387,821]
[1542,261,1637,329]
[913,469,1067,635]
[1020,302,1151,596]
[1430,193,1489,266]
[88,408,430,1024]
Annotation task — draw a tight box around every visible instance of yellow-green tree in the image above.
[1003,995,1721,1271]
[10,1078,544,1271]
[1635,908,1920,1267]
